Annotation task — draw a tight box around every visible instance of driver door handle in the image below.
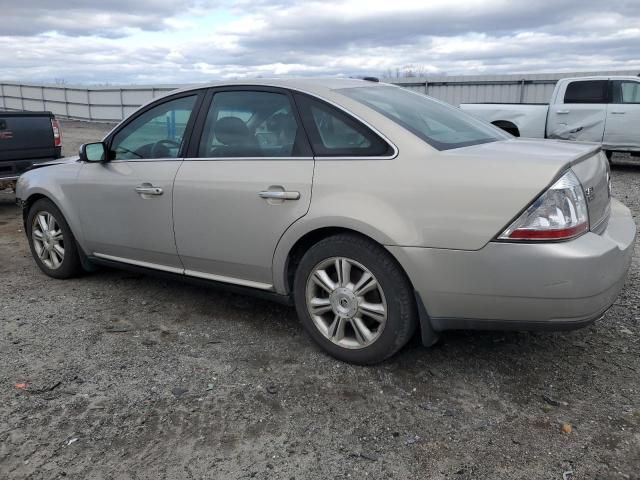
[258,190,300,200]
[135,184,163,196]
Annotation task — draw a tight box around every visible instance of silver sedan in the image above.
[16,78,636,364]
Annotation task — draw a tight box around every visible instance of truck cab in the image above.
[461,76,640,158]
[548,77,640,153]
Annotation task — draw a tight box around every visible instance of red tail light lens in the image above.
[51,119,62,147]
[498,170,589,241]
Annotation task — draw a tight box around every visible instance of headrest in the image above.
[214,117,251,146]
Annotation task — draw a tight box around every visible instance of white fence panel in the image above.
[1,70,638,121]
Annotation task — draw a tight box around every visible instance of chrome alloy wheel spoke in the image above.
[306,257,387,350]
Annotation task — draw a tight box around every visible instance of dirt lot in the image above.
[1,121,639,479]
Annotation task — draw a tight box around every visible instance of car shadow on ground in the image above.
[84,260,578,376]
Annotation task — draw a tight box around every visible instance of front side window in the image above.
[338,86,508,151]
[110,95,197,160]
[563,80,608,104]
[612,80,640,104]
[198,91,304,158]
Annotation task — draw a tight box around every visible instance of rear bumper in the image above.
[389,198,636,332]
[0,156,60,180]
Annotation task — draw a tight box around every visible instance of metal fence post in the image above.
[19,84,24,110]
[63,87,69,118]
[519,79,526,104]
[0,83,5,110]
[119,88,125,120]
[87,89,92,121]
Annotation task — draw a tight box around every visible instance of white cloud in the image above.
[0,0,639,84]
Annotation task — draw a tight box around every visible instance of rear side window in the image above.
[564,80,608,104]
[198,90,307,158]
[612,80,640,104]
[294,93,392,157]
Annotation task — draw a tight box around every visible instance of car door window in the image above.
[612,81,640,104]
[294,93,392,157]
[198,91,305,157]
[563,80,608,104]
[110,95,197,160]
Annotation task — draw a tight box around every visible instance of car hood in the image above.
[28,156,80,171]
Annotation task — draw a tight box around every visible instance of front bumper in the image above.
[389,198,636,332]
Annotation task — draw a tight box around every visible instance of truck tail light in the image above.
[498,170,589,241]
[51,118,62,147]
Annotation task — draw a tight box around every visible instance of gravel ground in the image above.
[1,121,639,479]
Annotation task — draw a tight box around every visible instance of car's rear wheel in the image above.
[294,233,417,364]
[27,198,82,279]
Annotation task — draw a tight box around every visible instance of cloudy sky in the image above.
[2,0,639,85]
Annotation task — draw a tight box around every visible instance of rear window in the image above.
[612,80,640,104]
[564,80,608,104]
[338,86,509,151]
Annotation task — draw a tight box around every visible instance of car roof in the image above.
[173,77,386,96]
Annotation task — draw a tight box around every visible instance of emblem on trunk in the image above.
[584,186,595,202]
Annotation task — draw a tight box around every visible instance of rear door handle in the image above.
[556,110,570,114]
[610,111,626,115]
[135,184,163,196]
[258,190,300,200]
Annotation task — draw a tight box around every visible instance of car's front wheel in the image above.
[27,198,82,279]
[294,233,417,364]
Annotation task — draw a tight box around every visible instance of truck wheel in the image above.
[293,233,417,365]
[26,198,82,279]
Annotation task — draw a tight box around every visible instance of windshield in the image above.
[338,86,509,150]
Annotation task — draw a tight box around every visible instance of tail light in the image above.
[51,118,62,147]
[498,170,589,241]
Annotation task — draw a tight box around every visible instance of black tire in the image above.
[293,233,417,364]
[26,198,82,279]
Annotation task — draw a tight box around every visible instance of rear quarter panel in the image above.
[271,131,588,294]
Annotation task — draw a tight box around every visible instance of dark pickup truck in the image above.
[0,111,62,184]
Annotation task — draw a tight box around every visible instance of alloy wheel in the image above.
[32,211,65,270]
[305,257,387,349]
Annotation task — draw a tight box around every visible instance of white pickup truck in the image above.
[460,76,640,160]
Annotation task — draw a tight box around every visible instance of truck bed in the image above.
[460,103,549,138]
[0,111,62,180]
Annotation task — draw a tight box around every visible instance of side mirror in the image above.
[79,142,107,162]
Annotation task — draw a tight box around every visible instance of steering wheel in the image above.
[151,139,181,158]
